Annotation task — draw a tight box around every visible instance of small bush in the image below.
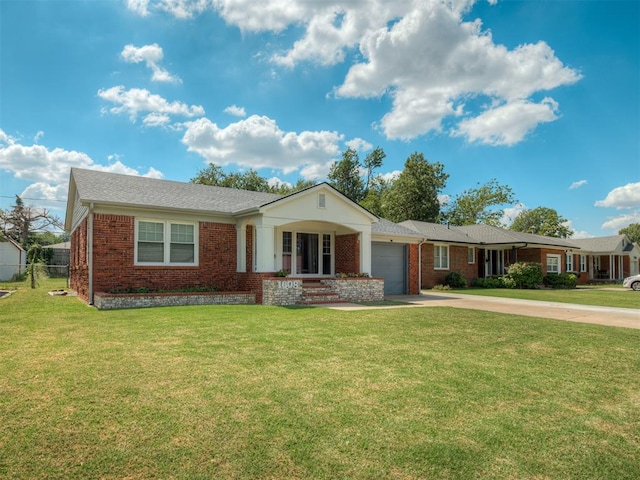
[432,284,451,291]
[443,271,467,288]
[543,273,577,289]
[507,262,543,289]
[500,276,517,289]
[472,276,516,289]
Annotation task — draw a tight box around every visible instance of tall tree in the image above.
[363,147,386,193]
[619,223,640,244]
[510,207,574,238]
[327,148,365,202]
[382,152,448,223]
[442,179,516,226]
[0,195,63,247]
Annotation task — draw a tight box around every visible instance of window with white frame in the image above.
[467,247,475,264]
[434,245,449,270]
[565,253,574,272]
[136,220,197,265]
[546,254,561,274]
[579,254,587,272]
[282,231,292,274]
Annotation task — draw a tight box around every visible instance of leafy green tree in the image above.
[0,195,63,247]
[191,163,272,192]
[359,175,392,217]
[441,179,516,226]
[327,148,365,202]
[32,231,69,246]
[382,152,448,223]
[191,163,320,195]
[270,178,317,195]
[619,223,640,244]
[510,207,574,238]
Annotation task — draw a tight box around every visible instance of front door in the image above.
[296,233,319,275]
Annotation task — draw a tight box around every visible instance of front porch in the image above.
[589,254,630,281]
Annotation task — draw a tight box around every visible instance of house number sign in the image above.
[277,280,301,289]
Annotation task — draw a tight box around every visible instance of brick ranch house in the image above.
[65,168,422,307]
[65,169,639,307]
[402,221,639,288]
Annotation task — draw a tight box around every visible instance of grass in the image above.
[1,279,639,479]
[441,286,640,309]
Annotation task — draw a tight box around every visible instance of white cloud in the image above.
[267,176,291,188]
[224,105,247,117]
[0,135,164,207]
[453,98,559,146]
[570,229,593,240]
[345,137,373,152]
[300,162,333,181]
[0,128,15,146]
[570,179,587,190]
[143,112,172,127]
[379,170,401,183]
[335,4,580,141]
[98,86,204,121]
[0,143,94,185]
[182,115,343,175]
[127,0,150,16]
[438,194,450,206]
[126,1,581,143]
[121,43,182,83]
[594,182,640,209]
[501,203,527,226]
[33,131,45,143]
[601,212,640,231]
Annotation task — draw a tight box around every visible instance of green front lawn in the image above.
[1,280,639,479]
[443,286,640,309]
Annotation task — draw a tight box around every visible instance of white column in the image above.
[360,229,371,275]
[610,254,614,280]
[255,224,275,272]
[236,222,247,273]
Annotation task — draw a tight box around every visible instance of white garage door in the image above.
[371,242,407,295]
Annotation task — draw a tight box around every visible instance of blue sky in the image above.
[1,0,638,238]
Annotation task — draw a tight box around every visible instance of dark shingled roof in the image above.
[569,235,629,253]
[456,224,578,248]
[71,168,282,215]
[400,220,476,243]
[372,218,424,237]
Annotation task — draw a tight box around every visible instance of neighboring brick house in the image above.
[64,168,421,306]
[400,220,639,288]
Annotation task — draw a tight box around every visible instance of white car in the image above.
[623,274,640,291]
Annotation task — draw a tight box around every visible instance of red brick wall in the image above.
[237,272,275,304]
[90,214,239,294]
[515,247,595,284]
[246,225,253,273]
[408,243,419,294]
[70,218,89,300]
[335,233,360,274]
[420,243,477,288]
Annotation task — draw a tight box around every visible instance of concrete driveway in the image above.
[325,290,640,330]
